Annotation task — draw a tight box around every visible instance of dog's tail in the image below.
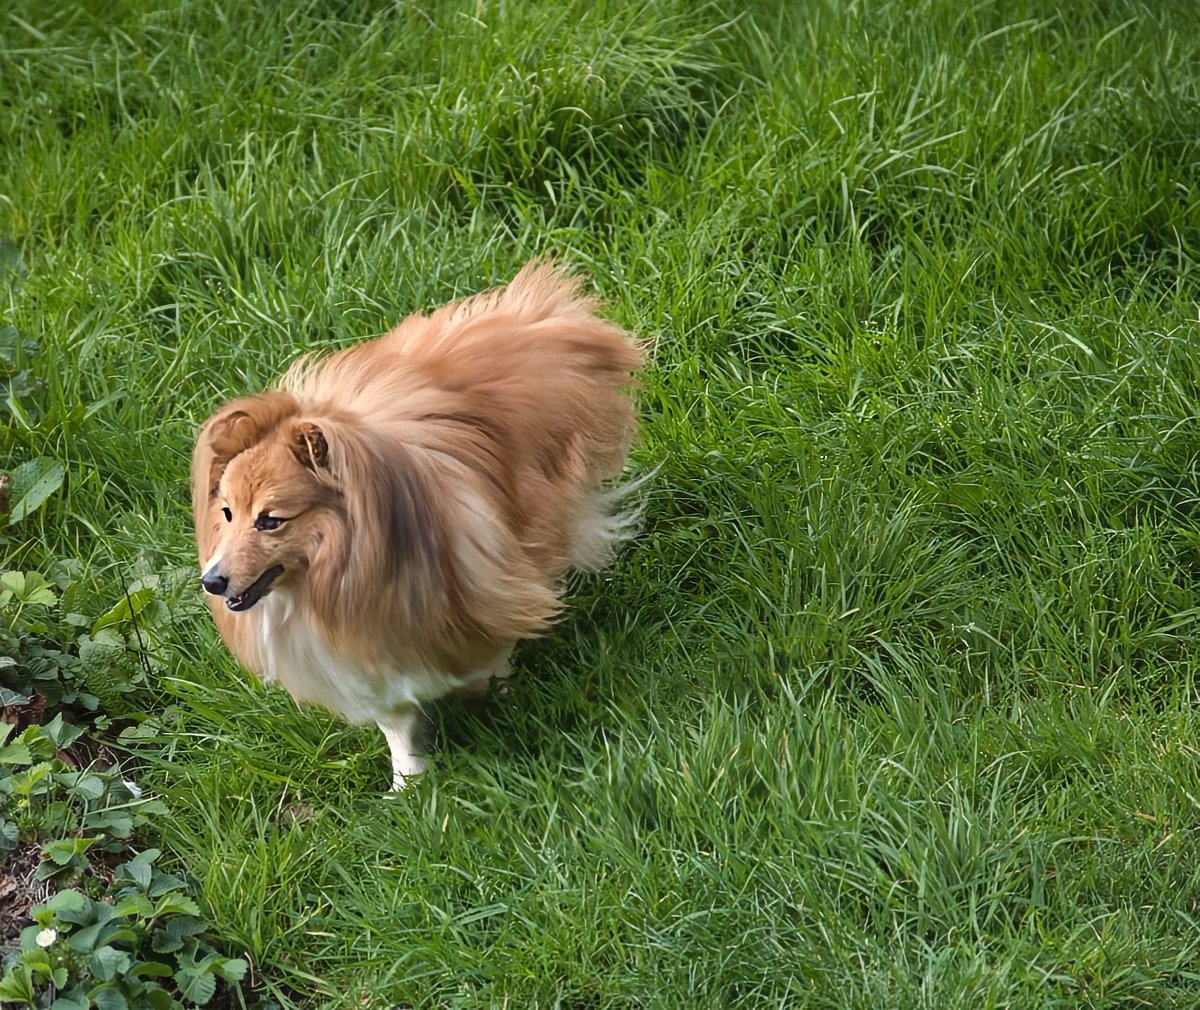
[443,259,597,327]
[567,466,658,572]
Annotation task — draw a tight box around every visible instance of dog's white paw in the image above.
[390,752,426,791]
[378,710,425,791]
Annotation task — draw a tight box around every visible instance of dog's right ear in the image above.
[195,393,297,498]
[205,409,259,461]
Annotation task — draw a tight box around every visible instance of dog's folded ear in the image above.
[197,393,298,498]
[206,409,259,460]
[290,420,330,473]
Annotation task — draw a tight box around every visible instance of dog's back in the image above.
[279,262,644,577]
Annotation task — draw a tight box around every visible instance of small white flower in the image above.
[35,928,57,947]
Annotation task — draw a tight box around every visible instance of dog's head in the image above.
[194,394,342,612]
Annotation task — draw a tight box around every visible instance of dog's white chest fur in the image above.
[253,591,463,724]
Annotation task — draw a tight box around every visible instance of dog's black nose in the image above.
[201,568,229,596]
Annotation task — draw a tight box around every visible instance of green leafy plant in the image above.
[0,561,179,716]
[0,454,174,715]
[0,852,247,1009]
[0,722,247,1009]
[0,560,250,1010]
[0,713,164,865]
[0,567,96,712]
[4,460,63,526]
[75,575,180,715]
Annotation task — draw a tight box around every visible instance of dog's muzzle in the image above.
[202,564,285,612]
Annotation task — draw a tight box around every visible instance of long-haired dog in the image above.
[191,262,643,788]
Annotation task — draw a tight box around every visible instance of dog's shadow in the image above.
[401,545,667,789]
[425,596,630,774]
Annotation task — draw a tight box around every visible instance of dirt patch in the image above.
[0,843,47,953]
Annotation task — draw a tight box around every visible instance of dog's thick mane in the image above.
[195,262,642,682]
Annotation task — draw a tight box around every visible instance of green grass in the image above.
[5,0,1200,1005]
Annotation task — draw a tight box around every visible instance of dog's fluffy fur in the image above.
[191,262,642,787]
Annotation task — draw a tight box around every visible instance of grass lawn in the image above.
[5,0,1200,1005]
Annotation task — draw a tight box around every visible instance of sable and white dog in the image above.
[191,263,642,788]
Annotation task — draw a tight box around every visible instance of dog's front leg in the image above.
[377,707,425,790]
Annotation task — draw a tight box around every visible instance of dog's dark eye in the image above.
[255,514,283,532]
[221,506,232,523]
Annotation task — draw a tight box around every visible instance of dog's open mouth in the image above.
[226,565,285,612]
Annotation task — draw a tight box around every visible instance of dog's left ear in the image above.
[290,421,330,473]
